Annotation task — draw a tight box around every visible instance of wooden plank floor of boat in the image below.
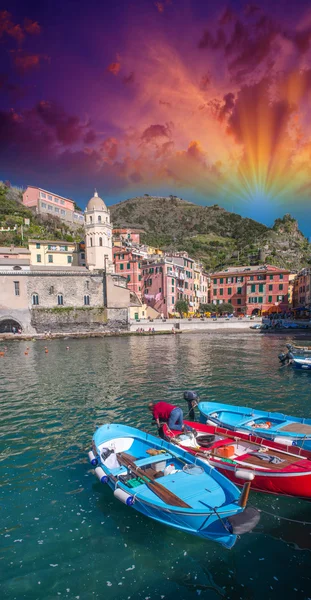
[279,423,311,434]
[236,449,299,470]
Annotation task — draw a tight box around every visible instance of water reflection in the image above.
[0,333,310,600]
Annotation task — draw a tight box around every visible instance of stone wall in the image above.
[31,306,107,333]
[0,269,130,334]
[26,272,104,308]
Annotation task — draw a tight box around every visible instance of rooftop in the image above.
[28,239,76,245]
[212,264,290,275]
[0,246,30,255]
[25,186,75,205]
[0,258,30,265]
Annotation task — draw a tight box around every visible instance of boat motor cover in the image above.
[184,391,198,402]
[228,507,260,535]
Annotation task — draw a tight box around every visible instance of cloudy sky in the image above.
[2,1,311,232]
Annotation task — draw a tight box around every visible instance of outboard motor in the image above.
[278,352,288,364]
[184,390,198,420]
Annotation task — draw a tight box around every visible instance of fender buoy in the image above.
[95,466,109,484]
[114,488,135,506]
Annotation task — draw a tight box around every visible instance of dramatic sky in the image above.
[2,0,311,231]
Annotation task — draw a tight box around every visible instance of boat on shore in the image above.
[89,423,260,549]
[198,401,311,452]
[162,421,311,498]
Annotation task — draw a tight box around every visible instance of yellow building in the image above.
[28,239,78,267]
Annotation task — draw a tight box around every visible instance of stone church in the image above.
[0,191,131,335]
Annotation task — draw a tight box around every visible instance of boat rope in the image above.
[255,507,311,525]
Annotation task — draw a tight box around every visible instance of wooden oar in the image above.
[118,452,191,509]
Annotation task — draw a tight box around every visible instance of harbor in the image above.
[1,333,310,599]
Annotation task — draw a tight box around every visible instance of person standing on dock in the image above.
[148,401,185,432]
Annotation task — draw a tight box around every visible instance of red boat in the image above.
[162,421,311,498]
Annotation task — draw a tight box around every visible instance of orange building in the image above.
[211,265,290,315]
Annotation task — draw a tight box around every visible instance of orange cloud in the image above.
[154,0,171,14]
[107,62,121,75]
[11,51,49,73]
[0,11,24,43]
[24,18,41,35]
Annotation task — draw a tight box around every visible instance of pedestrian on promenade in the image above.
[148,401,186,432]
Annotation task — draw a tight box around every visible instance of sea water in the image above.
[0,333,310,599]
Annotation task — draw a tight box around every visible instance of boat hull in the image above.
[198,401,311,452]
[162,422,311,498]
[90,423,258,549]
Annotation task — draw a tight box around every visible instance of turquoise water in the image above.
[0,333,310,600]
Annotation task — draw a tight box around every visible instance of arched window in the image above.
[89,216,92,223]
[57,294,64,306]
[99,237,103,246]
[32,293,39,306]
[84,295,90,306]
[98,215,101,222]
[90,237,93,247]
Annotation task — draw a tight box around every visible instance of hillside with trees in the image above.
[0,182,84,246]
[110,195,311,272]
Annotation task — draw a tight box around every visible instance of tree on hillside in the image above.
[175,299,189,317]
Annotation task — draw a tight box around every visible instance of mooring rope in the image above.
[255,507,311,525]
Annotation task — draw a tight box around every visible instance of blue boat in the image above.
[198,402,311,452]
[279,344,311,370]
[89,423,259,549]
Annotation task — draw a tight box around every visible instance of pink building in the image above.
[112,228,144,245]
[113,246,143,299]
[142,254,198,317]
[211,265,290,315]
[22,186,84,226]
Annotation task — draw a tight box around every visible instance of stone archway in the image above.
[251,308,260,316]
[0,318,23,333]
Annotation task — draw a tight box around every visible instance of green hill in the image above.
[110,195,311,272]
[0,183,84,246]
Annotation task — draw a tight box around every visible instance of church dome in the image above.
[86,190,107,211]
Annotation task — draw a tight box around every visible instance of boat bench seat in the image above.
[134,453,173,468]
[109,452,173,476]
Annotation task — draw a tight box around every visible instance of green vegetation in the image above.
[111,195,311,271]
[0,183,84,247]
[175,299,189,317]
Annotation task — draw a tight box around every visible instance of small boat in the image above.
[89,423,260,549]
[279,344,311,369]
[162,421,311,498]
[198,401,311,452]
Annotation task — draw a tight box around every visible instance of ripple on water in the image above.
[0,334,310,600]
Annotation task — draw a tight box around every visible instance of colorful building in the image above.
[211,265,290,315]
[113,246,144,298]
[294,268,311,308]
[112,228,144,246]
[140,253,207,317]
[22,186,84,226]
[0,246,30,262]
[28,239,77,267]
